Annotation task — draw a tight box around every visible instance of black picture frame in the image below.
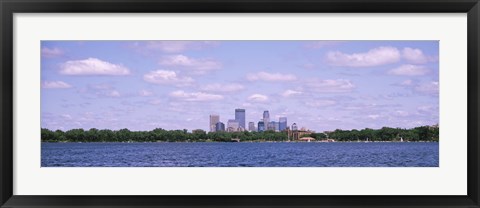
[1,0,479,207]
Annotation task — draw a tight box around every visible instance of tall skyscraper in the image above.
[215,122,225,132]
[257,121,265,132]
[248,122,256,132]
[209,115,219,132]
[227,119,239,132]
[235,109,246,129]
[279,117,287,131]
[263,110,270,127]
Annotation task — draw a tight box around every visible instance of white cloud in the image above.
[389,64,430,76]
[143,70,194,87]
[402,47,437,64]
[282,90,303,97]
[306,79,355,93]
[326,46,401,67]
[300,63,316,69]
[397,79,438,96]
[394,110,410,117]
[139,90,153,97]
[107,90,121,97]
[169,90,223,102]
[41,47,64,58]
[415,81,439,95]
[41,81,72,89]
[399,79,414,86]
[94,89,121,98]
[149,99,162,105]
[368,114,381,120]
[417,105,437,113]
[60,58,130,76]
[146,41,195,53]
[77,83,124,98]
[90,83,112,90]
[305,100,336,107]
[247,71,297,82]
[159,55,221,74]
[247,94,269,102]
[200,83,245,92]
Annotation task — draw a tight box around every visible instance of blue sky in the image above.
[41,41,439,132]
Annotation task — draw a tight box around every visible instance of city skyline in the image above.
[210,108,290,133]
[41,40,439,132]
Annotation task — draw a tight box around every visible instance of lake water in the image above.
[41,142,439,167]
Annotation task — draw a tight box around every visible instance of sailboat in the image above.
[365,137,370,143]
[400,137,404,142]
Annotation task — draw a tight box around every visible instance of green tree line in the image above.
[41,128,288,142]
[41,125,438,143]
[307,126,439,142]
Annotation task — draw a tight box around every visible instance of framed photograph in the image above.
[1,0,479,207]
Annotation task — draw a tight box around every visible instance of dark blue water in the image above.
[41,142,438,167]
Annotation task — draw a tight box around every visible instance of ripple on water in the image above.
[41,142,439,167]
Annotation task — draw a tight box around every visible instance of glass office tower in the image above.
[235,109,246,129]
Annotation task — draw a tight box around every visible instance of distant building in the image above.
[209,115,219,132]
[192,129,206,134]
[296,130,314,140]
[258,121,265,132]
[299,137,315,142]
[215,122,225,132]
[237,126,246,132]
[287,123,312,140]
[263,111,270,128]
[248,122,256,132]
[267,121,275,131]
[274,121,280,132]
[227,119,240,132]
[279,117,287,131]
[291,123,298,131]
[235,109,246,129]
